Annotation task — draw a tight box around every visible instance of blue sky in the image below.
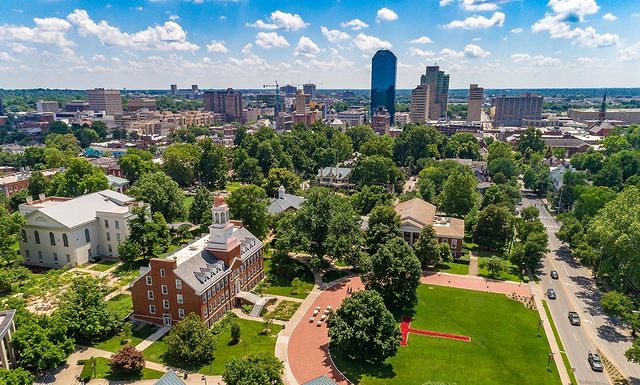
[0,0,639,89]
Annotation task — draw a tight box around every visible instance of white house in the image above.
[18,190,139,268]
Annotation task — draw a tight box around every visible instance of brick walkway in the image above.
[287,277,364,385]
[421,271,531,297]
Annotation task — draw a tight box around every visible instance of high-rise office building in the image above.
[492,94,543,127]
[370,49,397,125]
[86,88,123,115]
[420,66,449,120]
[170,84,177,95]
[467,84,484,122]
[64,100,91,112]
[294,91,309,114]
[191,85,199,92]
[37,100,60,114]
[203,88,244,123]
[128,98,157,112]
[280,85,297,97]
[0,97,4,116]
[410,84,431,124]
[303,83,316,101]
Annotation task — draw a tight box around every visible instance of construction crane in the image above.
[263,81,280,116]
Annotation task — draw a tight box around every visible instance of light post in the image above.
[537,319,543,337]
[201,375,207,385]
[547,352,555,371]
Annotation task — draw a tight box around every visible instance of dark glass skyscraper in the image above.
[370,49,397,125]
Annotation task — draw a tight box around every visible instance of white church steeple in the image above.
[207,195,238,251]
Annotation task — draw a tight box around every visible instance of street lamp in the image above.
[201,375,207,385]
[547,352,555,372]
[537,319,543,337]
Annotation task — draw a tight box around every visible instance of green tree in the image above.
[230,323,241,345]
[27,170,49,199]
[118,153,156,183]
[117,239,140,270]
[127,206,170,259]
[0,368,34,385]
[78,127,99,148]
[444,133,481,160]
[593,161,623,190]
[522,165,551,194]
[263,168,301,197]
[189,186,214,225]
[365,204,401,255]
[165,313,216,365]
[346,125,375,152]
[57,275,117,342]
[438,242,453,262]
[363,237,422,311]
[482,256,504,278]
[413,224,440,267]
[350,155,404,190]
[481,184,515,210]
[227,185,269,239]
[331,131,353,163]
[393,125,446,168]
[488,158,517,180]
[439,169,478,217]
[573,186,617,221]
[601,135,631,156]
[163,143,202,187]
[198,138,228,189]
[12,316,74,371]
[128,171,186,222]
[360,135,394,158]
[47,158,109,197]
[45,133,81,154]
[222,354,283,385]
[487,141,513,162]
[327,290,401,363]
[473,205,514,252]
[236,156,264,186]
[518,127,545,155]
[0,206,26,266]
[350,185,392,215]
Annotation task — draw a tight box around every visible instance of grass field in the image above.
[143,318,282,375]
[436,261,470,275]
[184,195,194,211]
[256,255,315,299]
[334,285,561,385]
[79,357,164,381]
[106,294,133,320]
[89,260,119,272]
[93,324,159,353]
[478,256,524,282]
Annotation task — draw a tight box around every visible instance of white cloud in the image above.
[617,41,640,61]
[247,10,308,31]
[408,47,434,57]
[532,14,619,48]
[464,43,490,58]
[444,12,505,29]
[320,26,349,44]
[0,16,74,48]
[409,36,432,44]
[132,6,144,11]
[169,15,180,21]
[548,0,598,21]
[440,0,455,6]
[440,48,465,59]
[294,36,320,57]
[602,13,617,21]
[460,0,498,12]
[576,56,600,64]
[67,9,199,52]
[376,7,398,22]
[8,42,35,53]
[353,33,392,53]
[511,53,561,66]
[510,27,524,34]
[255,32,289,49]
[241,43,253,55]
[219,16,227,21]
[632,13,640,18]
[0,52,17,62]
[206,40,228,53]
[340,18,369,30]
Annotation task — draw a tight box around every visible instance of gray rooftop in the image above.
[154,370,185,385]
[302,375,339,385]
[318,166,352,179]
[268,193,305,215]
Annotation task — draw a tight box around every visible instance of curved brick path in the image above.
[286,272,530,385]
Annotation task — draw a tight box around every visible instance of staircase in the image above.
[236,291,273,317]
[250,297,272,317]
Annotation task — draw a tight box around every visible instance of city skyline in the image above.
[0,0,639,89]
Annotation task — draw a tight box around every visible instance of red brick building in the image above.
[131,196,264,327]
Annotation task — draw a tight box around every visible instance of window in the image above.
[202,295,207,303]
[149,305,156,314]
[160,268,166,277]
[53,253,58,263]
[104,219,109,228]
[25,250,30,260]
[175,279,182,289]
[147,290,154,300]
[146,276,152,285]
[106,232,110,241]
[21,230,26,242]
[38,251,43,262]
[66,254,71,263]
[108,244,112,253]
[203,307,208,317]
[451,239,458,249]
[115,220,120,230]
[163,300,169,309]
[161,285,168,295]
[84,229,91,242]
[177,294,183,304]
[63,233,69,247]
[34,231,40,244]
[178,308,184,318]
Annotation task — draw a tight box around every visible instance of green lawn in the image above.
[264,300,301,321]
[89,260,119,272]
[436,261,470,275]
[334,285,561,385]
[184,195,194,211]
[225,181,242,193]
[322,270,349,283]
[79,357,164,381]
[143,318,282,375]
[255,255,315,299]
[478,256,524,282]
[106,294,133,320]
[93,324,159,353]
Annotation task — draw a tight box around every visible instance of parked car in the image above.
[568,311,581,326]
[550,270,559,279]
[547,288,557,300]
[588,352,604,372]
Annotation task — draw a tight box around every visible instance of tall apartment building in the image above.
[87,88,123,115]
[128,98,157,112]
[130,195,265,328]
[203,89,244,123]
[36,100,60,114]
[410,84,431,124]
[170,84,177,95]
[294,91,309,115]
[492,94,543,127]
[371,49,397,125]
[303,83,316,101]
[420,66,450,120]
[18,190,138,268]
[371,107,391,135]
[467,84,484,122]
[64,100,91,112]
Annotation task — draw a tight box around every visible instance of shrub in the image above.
[109,345,145,375]
[230,323,241,345]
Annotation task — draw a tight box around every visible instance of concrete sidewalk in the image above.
[135,326,170,351]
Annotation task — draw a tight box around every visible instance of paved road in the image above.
[522,192,640,385]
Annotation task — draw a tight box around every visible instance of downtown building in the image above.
[420,66,450,120]
[467,84,484,122]
[130,196,265,328]
[203,88,244,123]
[370,49,397,125]
[87,88,123,115]
[492,94,543,127]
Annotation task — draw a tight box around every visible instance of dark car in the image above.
[550,270,559,279]
[568,311,581,326]
[588,352,604,372]
[547,288,557,300]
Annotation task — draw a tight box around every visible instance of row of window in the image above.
[202,276,230,303]
[26,229,89,246]
[146,290,183,304]
[104,219,120,230]
[146,275,182,289]
[25,250,72,264]
[203,291,230,317]
[148,305,185,318]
